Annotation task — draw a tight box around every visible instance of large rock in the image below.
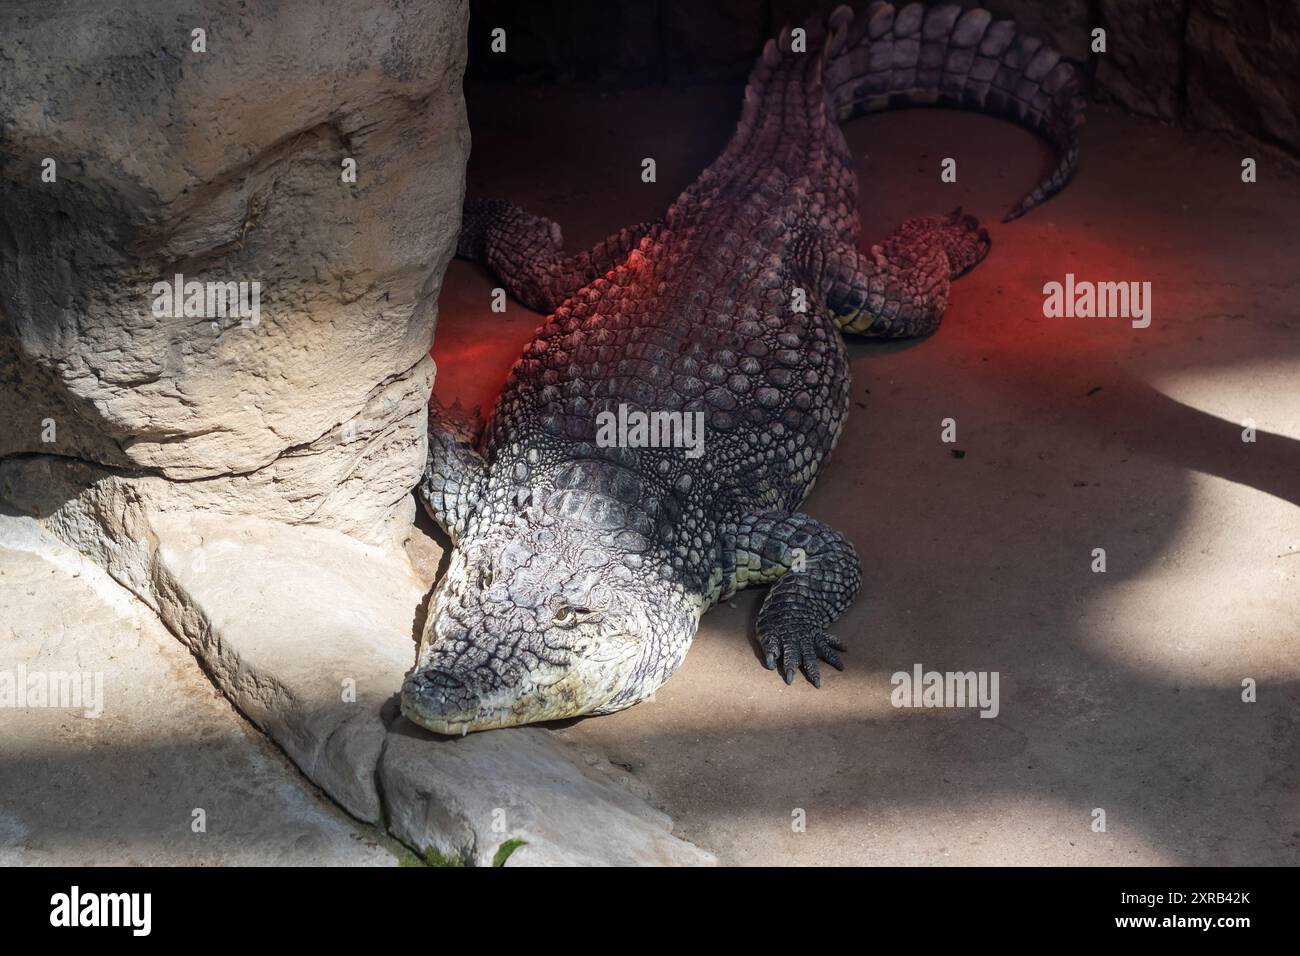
[1185,0,1300,156]
[1095,0,1188,121]
[0,463,714,864]
[0,511,401,865]
[0,0,470,548]
[382,720,714,866]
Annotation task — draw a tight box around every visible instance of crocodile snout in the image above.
[400,667,483,736]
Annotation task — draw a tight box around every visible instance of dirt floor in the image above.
[430,82,1300,865]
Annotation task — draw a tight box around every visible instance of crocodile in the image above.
[403,2,1085,734]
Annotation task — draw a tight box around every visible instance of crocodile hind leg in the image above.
[824,208,991,338]
[734,512,863,687]
[457,198,652,313]
[419,398,487,546]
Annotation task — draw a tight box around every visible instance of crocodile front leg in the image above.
[824,208,991,338]
[735,511,863,687]
[419,398,486,545]
[458,198,652,312]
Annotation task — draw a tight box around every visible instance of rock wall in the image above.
[0,0,470,548]
[1184,0,1300,154]
[466,0,1300,159]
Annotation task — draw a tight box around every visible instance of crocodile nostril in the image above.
[402,667,481,718]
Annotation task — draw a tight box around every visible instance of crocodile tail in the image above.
[822,2,1086,222]
[457,197,562,263]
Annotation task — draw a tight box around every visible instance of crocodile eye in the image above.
[478,566,494,589]
[552,604,591,626]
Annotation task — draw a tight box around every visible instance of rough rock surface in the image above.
[0,0,469,548]
[0,463,714,864]
[1097,0,1300,156]
[381,720,714,865]
[1094,0,1188,121]
[0,511,401,866]
[1185,0,1300,154]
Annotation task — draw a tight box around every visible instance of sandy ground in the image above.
[430,83,1300,865]
[0,514,402,866]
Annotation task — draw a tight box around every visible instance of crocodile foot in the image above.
[761,628,847,688]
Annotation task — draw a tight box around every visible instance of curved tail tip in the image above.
[1003,200,1044,223]
[1002,195,1039,223]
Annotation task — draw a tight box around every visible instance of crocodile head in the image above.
[401,518,697,734]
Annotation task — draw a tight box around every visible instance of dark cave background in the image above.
[465,0,1300,163]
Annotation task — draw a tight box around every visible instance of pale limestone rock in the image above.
[0,0,470,547]
[0,511,401,865]
[0,471,714,863]
[381,720,717,866]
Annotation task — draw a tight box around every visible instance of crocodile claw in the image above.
[761,630,846,688]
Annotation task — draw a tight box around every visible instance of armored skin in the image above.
[403,2,1086,733]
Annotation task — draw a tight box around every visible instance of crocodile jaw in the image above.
[401,518,704,733]
[399,646,645,734]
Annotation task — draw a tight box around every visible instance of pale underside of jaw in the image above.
[400,674,621,736]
